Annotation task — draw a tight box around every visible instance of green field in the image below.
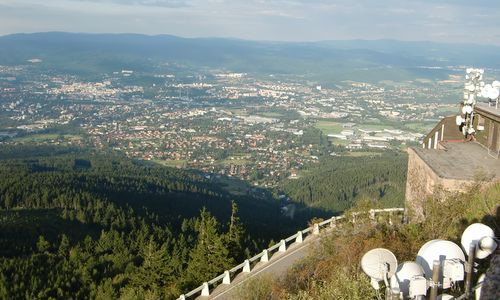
[344,151,383,157]
[13,134,82,142]
[258,112,284,118]
[152,159,187,168]
[315,121,343,135]
[221,156,250,166]
[404,122,435,133]
[358,124,396,131]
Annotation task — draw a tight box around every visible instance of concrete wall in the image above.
[405,147,472,221]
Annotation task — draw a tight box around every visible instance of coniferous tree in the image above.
[186,208,233,286]
[224,201,245,262]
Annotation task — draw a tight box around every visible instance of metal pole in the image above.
[429,260,440,300]
[391,287,400,300]
[464,243,476,300]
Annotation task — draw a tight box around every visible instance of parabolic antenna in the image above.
[461,223,497,259]
[482,84,493,98]
[416,240,465,279]
[390,262,425,298]
[361,248,398,282]
[465,105,473,114]
[455,115,464,126]
[492,80,500,88]
[488,88,499,99]
[467,94,475,104]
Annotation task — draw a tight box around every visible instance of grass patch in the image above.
[258,112,284,118]
[152,159,187,168]
[344,152,382,157]
[315,121,343,135]
[13,134,82,142]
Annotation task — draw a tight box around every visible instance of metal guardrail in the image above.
[178,207,405,300]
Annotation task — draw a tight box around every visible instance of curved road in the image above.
[198,235,321,300]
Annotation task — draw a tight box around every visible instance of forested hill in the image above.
[0,146,317,299]
[281,152,408,212]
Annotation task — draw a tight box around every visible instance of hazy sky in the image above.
[1,0,499,45]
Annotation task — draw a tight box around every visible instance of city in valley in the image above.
[0,61,463,188]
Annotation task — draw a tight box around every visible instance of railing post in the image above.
[295,231,303,244]
[279,239,286,252]
[369,209,375,221]
[222,270,231,284]
[201,282,210,297]
[313,223,320,235]
[243,259,251,273]
[261,249,269,262]
[330,217,336,228]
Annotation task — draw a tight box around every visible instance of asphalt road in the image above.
[198,235,320,300]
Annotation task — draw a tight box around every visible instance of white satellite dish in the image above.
[465,105,473,114]
[390,262,425,298]
[455,115,464,126]
[488,88,499,99]
[416,240,465,279]
[467,127,475,135]
[361,248,398,284]
[461,223,497,259]
[466,68,472,74]
[492,80,500,88]
[467,94,475,104]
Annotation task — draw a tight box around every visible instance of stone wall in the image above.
[405,147,472,221]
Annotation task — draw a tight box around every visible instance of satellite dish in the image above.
[488,88,499,99]
[416,240,465,279]
[466,84,475,92]
[461,223,497,259]
[455,115,464,126]
[438,294,454,300]
[390,262,425,298]
[467,127,475,135]
[492,80,500,88]
[465,106,473,114]
[361,248,398,282]
[467,94,475,104]
[466,68,472,74]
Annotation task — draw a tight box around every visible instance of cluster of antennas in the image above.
[456,68,500,136]
[361,223,497,300]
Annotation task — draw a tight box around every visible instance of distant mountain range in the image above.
[1,32,500,82]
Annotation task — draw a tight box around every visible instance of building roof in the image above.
[476,102,500,122]
[412,141,500,180]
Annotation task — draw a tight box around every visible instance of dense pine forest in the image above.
[281,152,407,212]
[0,145,315,299]
[0,146,409,299]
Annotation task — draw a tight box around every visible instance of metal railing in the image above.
[178,207,405,299]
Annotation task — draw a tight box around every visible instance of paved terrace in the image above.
[412,141,500,180]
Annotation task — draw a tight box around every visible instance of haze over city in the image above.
[1,0,500,45]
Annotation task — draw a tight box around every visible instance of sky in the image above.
[1,0,499,45]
